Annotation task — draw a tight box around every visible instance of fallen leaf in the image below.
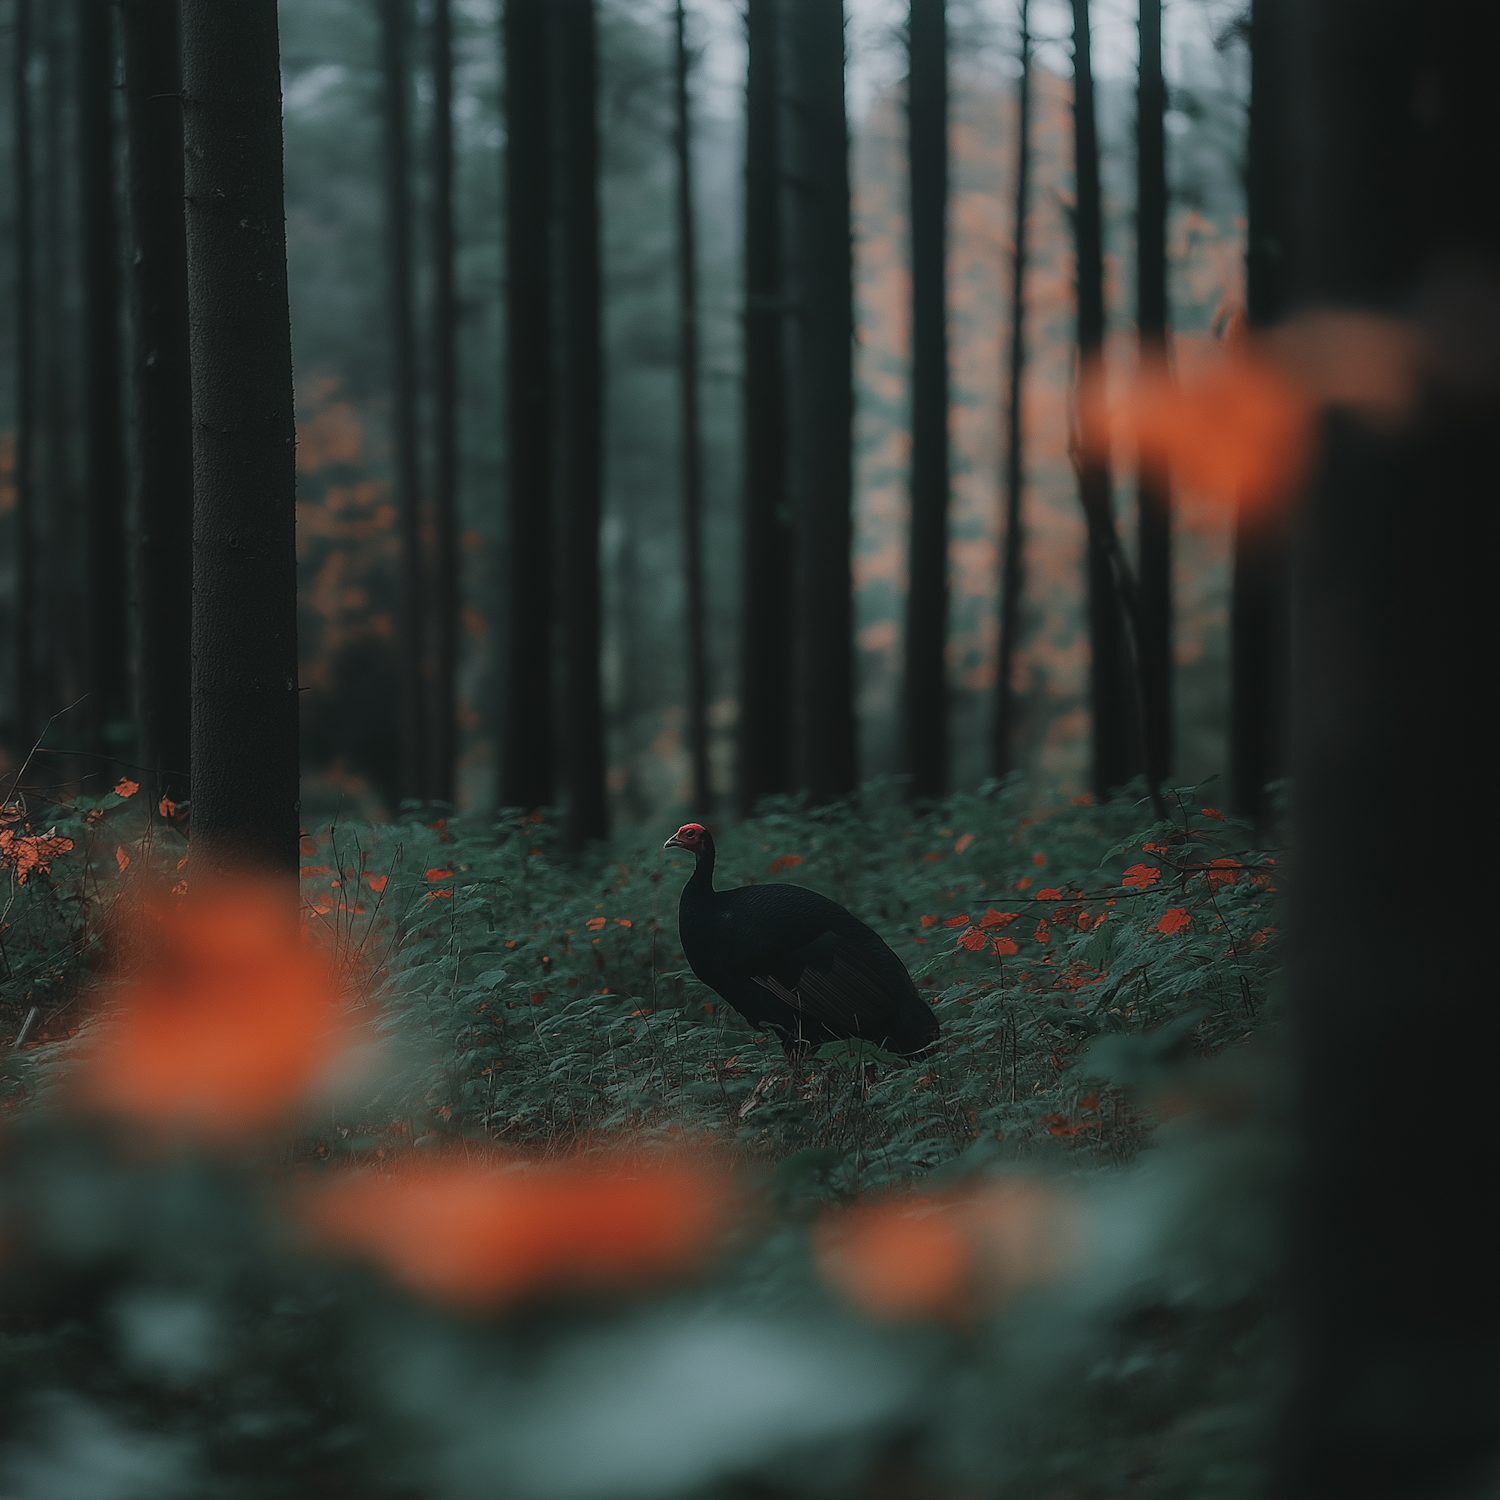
[113,778,139,799]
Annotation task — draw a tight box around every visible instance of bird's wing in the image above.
[750,928,919,1044]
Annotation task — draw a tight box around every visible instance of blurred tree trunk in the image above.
[1134,0,1171,785]
[736,0,791,815]
[121,0,193,805]
[180,0,298,872]
[429,0,458,806]
[77,0,128,774]
[379,0,425,807]
[992,0,1031,781]
[900,0,948,801]
[10,0,37,753]
[1071,0,1139,800]
[785,0,855,803]
[550,0,607,850]
[1228,0,1288,828]
[499,0,554,812]
[1276,1,1499,1492]
[673,0,710,820]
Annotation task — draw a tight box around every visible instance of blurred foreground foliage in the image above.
[0,779,1284,1498]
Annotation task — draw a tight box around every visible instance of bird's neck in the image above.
[688,848,717,896]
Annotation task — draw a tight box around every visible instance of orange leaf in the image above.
[953,833,975,854]
[1036,888,1063,901]
[1156,908,1191,935]
[978,909,1017,929]
[112,778,139,798]
[158,796,177,818]
[1013,877,1033,891]
[991,936,1019,957]
[115,847,130,873]
[425,868,453,882]
[919,914,940,928]
[1200,807,1224,821]
[365,874,388,893]
[0,828,75,884]
[942,914,970,929]
[1204,857,1241,890]
[1031,853,1046,866]
[768,854,803,875]
[1034,919,1050,945]
[956,927,987,951]
[300,865,331,879]
[586,917,607,931]
[1121,863,1160,888]
[613,918,632,928]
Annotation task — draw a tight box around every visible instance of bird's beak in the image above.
[663,833,687,852]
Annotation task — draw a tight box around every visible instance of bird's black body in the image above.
[666,825,939,1060]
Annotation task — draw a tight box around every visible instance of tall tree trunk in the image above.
[180,0,299,873]
[550,0,607,849]
[1134,0,1171,785]
[10,0,37,753]
[900,0,948,801]
[1274,2,1498,1491]
[121,0,193,805]
[785,0,855,802]
[1071,0,1139,800]
[499,0,553,812]
[992,0,1031,780]
[77,0,127,773]
[1228,0,1288,827]
[736,0,791,814]
[673,0,710,819]
[379,0,425,806]
[429,0,458,806]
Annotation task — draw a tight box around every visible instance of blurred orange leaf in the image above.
[942,914,970,929]
[1031,853,1046,867]
[115,847,130,873]
[586,917,607,931]
[365,874,388,893]
[956,927,987,952]
[1034,919,1050,945]
[614,918,632,928]
[919,914,939,928]
[978,909,1017,929]
[768,854,803,875]
[425,868,453,882]
[1200,807,1224,821]
[953,833,975,854]
[1036,888,1063,901]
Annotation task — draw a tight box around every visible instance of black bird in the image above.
[663,823,939,1061]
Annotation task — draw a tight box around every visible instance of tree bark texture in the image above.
[499,0,554,812]
[900,0,949,800]
[1134,0,1171,784]
[379,0,425,806]
[121,0,193,804]
[1071,0,1139,800]
[674,0,711,819]
[429,0,458,806]
[180,0,299,872]
[550,0,608,849]
[10,0,37,752]
[784,0,855,802]
[737,0,791,814]
[992,0,1031,780]
[1274,1,1499,1492]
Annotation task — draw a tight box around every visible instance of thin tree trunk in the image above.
[737,0,791,815]
[1070,0,1139,801]
[673,0,710,819]
[430,0,458,806]
[180,0,299,873]
[993,0,1031,780]
[1228,0,1288,827]
[1134,0,1171,784]
[379,0,425,806]
[785,0,855,802]
[499,0,553,812]
[11,0,37,753]
[550,0,607,849]
[121,0,193,805]
[901,0,948,801]
[1275,2,1497,1491]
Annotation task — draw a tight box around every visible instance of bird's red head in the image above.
[663,823,708,856]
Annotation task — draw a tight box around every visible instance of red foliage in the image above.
[0,828,75,885]
[1121,864,1160,889]
[1156,908,1191,936]
[768,855,802,875]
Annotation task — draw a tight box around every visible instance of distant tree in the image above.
[1228,0,1288,827]
[10,0,37,752]
[378,0,425,806]
[1275,2,1497,1492]
[550,0,607,849]
[1070,0,1139,799]
[784,0,855,802]
[180,0,299,871]
[1134,0,1171,785]
[121,0,193,804]
[900,0,949,801]
[499,0,554,813]
[429,0,458,806]
[736,0,792,815]
[673,0,710,819]
[992,0,1031,780]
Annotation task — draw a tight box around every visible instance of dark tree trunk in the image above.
[121,0,193,805]
[10,0,37,752]
[900,0,948,801]
[736,0,791,814]
[992,0,1031,780]
[784,0,855,802]
[180,0,299,873]
[379,0,425,806]
[550,0,607,849]
[77,0,128,771]
[429,0,458,806]
[499,0,554,812]
[1071,0,1139,800]
[1228,0,1289,827]
[1134,0,1171,785]
[1275,2,1499,1491]
[673,0,710,819]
